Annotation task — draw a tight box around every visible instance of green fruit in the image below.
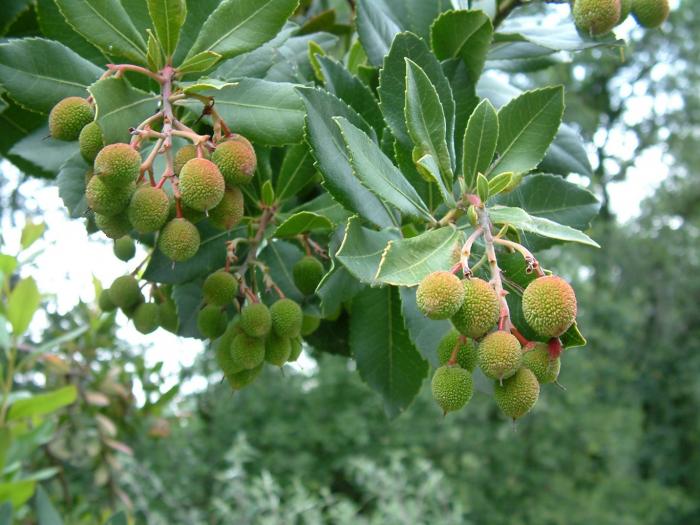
[494,367,540,420]
[265,333,292,366]
[270,298,303,338]
[197,305,228,339]
[158,218,200,262]
[121,294,144,318]
[209,187,244,231]
[174,144,209,175]
[86,176,134,217]
[203,271,238,306]
[522,276,577,338]
[226,363,263,390]
[239,302,272,337]
[478,331,522,381]
[230,332,265,370]
[95,212,131,239]
[300,315,320,336]
[573,0,621,35]
[79,121,104,162]
[416,271,465,320]
[113,236,135,261]
[109,275,141,309]
[436,330,477,371]
[215,322,243,375]
[618,0,632,23]
[288,337,303,362]
[431,365,474,414]
[133,303,160,334]
[293,256,324,296]
[94,143,141,188]
[631,0,669,28]
[451,278,500,339]
[158,301,178,333]
[98,289,116,312]
[127,186,169,234]
[48,97,93,141]
[178,158,225,211]
[523,343,561,384]
[212,135,257,186]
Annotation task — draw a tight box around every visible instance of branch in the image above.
[476,207,511,332]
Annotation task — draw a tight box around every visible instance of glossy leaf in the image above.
[355,0,401,66]
[177,51,222,75]
[275,143,316,200]
[9,126,79,178]
[147,0,187,58]
[335,216,398,284]
[462,98,498,190]
[8,385,77,421]
[273,212,333,237]
[0,480,35,509]
[35,486,64,525]
[7,277,40,336]
[57,153,90,219]
[257,240,305,303]
[399,286,449,367]
[20,222,45,250]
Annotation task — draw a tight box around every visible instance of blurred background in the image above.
[1,0,699,523]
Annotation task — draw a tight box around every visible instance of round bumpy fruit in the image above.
[158,218,200,262]
[436,330,477,371]
[109,275,141,310]
[158,301,178,333]
[494,367,540,420]
[178,158,225,212]
[79,121,103,162]
[98,289,116,312]
[95,212,131,239]
[431,365,474,414]
[203,271,238,307]
[239,303,272,338]
[215,323,242,375]
[127,186,169,234]
[451,278,500,339]
[226,363,263,390]
[301,315,320,337]
[573,0,621,35]
[133,303,160,334]
[174,144,209,175]
[230,333,265,370]
[631,0,669,28]
[522,276,577,338]
[293,256,324,296]
[86,176,134,217]
[94,143,141,188]
[49,97,93,141]
[416,271,465,320]
[618,0,632,23]
[265,333,292,366]
[197,305,228,339]
[209,187,244,231]
[270,298,303,338]
[212,135,257,186]
[288,337,303,362]
[113,236,135,261]
[478,331,522,381]
[523,343,561,384]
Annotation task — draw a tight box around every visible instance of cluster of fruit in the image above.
[417,270,577,420]
[572,0,669,36]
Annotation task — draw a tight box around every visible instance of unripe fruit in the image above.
[494,367,540,420]
[159,218,200,262]
[86,176,134,216]
[133,303,160,334]
[122,294,145,318]
[573,0,621,35]
[48,97,93,141]
[523,343,561,384]
[436,330,477,371]
[265,333,292,366]
[215,322,242,375]
[79,121,104,162]
[270,298,303,338]
[288,337,303,362]
[98,289,116,312]
[174,144,209,175]
[301,314,320,336]
[478,331,522,381]
[202,271,238,306]
[94,143,141,188]
[226,363,263,390]
[127,186,169,234]
[197,305,228,339]
[618,0,632,23]
[239,302,272,337]
[109,275,141,309]
[178,158,225,211]
[416,271,465,320]
[631,0,669,28]
[293,256,324,296]
[230,332,265,370]
[95,212,131,239]
[158,301,178,333]
[113,236,135,261]
[212,135,257,186]
[209,187,244,230]
[521,275,577,338]
[431,365,474,414]
[451,278,500,339]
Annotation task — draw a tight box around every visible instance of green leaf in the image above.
[0,256,17,279]
[307,40,325,82]
[275,143,315,200]
[317,238,364,317]
[490,86,564,176]
[177,51,222,75]
[9,126,79,177]
[335,216,398,284]
[0,480,35,509]
[103,511,128,525]
[413,151,454,207]
[89,77,160,145]
[334,117,433,222]
[8,385,77,421]
[35,486,63,525]
[147,0,187,58]
[0,501,10,525]
[179,78,236,94]
[57,153,90,219]
[146,30,164,72]
[539,123,592,176]
[487,171,513,196]
[462,98,498,190]
[0,429,11,472]
[476,173,489,203]
[0,38,102,113]
[257,240,305,303]
[355,0,401,66]
[172,281,202,338]
[7,277,40,336]
[185,0,299,61]
[374,227,462,286]
[431,10,492,83]
[20,222,44,250]
[261,180,275,206]
[349,286,428,418]
[54,0,148,64]
[489,205,599,247]
[274,212,333,238]
[399,286,448,367]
